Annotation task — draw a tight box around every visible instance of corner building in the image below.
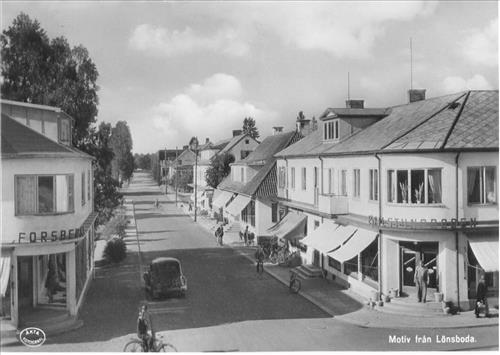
[1,100,97,329]
[275,91,498,310]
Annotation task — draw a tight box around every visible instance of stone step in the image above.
[293,265,323,279]
[375,299,447,317]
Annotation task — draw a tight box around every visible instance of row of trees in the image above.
[1,13,131,225]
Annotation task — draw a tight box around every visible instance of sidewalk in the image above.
[165,190,499,330]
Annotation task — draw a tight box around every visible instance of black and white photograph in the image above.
[0,1,498,352]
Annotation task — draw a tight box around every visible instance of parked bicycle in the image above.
[123,335,177,352]
[289,270,301,294]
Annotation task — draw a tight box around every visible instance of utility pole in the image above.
[175,146,178,206]
[193,138,199,222]
[164,147,167,194]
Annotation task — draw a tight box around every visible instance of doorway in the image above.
[399,241,438,297]
[313,250,321,267]
[17,256,34,316]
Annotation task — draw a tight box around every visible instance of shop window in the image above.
[328,256,341,271]
[361,238,378,282]
[343,256,358,277]
[369,169,378,201]
[468,166,497,204]
[301,167,307,190]
[388,168,442,204]
[290,167,296,190]
[353,169,360,198]
[15,175,74,215]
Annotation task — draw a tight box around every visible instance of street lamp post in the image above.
[191,137,199,222]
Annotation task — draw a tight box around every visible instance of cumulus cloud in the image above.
[461,19,498,67]
[150,73,277,143]
[442,74,493,93]
[129,24,249,57]
[130,2,436,59]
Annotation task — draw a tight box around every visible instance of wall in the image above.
[227,137,259,162]
[2,157,93,245]
[278,157,319,205]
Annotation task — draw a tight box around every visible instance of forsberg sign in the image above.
[18,226,86,243]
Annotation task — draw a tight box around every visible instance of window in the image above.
[81,172,86,206]
[245,139,250,144]
[241,200,255,226]
[323,120,339,140]
[278,167,286,188]
[15,175,74,215]
[328,168,333,194]
[314,167,318,189]
[59,118,71,144]
[87,170,91,202]
[369,169,378,201]
[340,170,347,196]
[241,167,244,182]
[291,167,296,190]
[328,257,341,271]
[240,150,251,160]
[353,169,360,198]
[388,168,442,204]
[468,167,496,204]
[301,167,307,190]
[271,203,278,223]
[314,220,320,230]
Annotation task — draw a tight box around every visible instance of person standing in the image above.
[414,259,429,303]
[243,226,249,246]
[475,274,489,318]
[255,245,265,273]
[137,304,155,351]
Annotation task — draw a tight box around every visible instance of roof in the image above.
[1,99,75,122]
[319,107,391,120]
[211,137,232,150]
[1,113,92,159]
[217,134,258,158]
[151,257,181,264]
[219,131,303,197]
[158,149,179,160]
[277,91,498,158]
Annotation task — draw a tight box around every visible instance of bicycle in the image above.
[289,271,301,294]
[123,335,177,352]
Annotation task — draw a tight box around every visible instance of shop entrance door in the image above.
[399,242,438,297]
[17,256,34,315]
[313,250,321,267]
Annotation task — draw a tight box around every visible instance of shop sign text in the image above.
[368,216,478,230]
[18,226,85,243]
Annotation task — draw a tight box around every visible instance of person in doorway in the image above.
[45,257,58,303]
[137,303,155,351]
[414,260,429,303]
[475,274,489,318]
[243,226,249,246]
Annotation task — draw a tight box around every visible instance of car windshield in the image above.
[153,261,180,278]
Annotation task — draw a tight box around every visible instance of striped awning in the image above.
[82,212,99,236]
[301,220,348,254]
[225,194,251,217]
[468,234,499,272]
[0,251,11,297]
[212,190,234,209]
[266,212,307,241]
[327,227,378,262]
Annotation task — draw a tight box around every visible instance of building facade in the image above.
[1,100,97,329]
[275,91,499,309]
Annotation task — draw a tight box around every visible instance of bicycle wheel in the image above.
[159,343,178,352]
[290,279,301,294]
[123,340,145,352]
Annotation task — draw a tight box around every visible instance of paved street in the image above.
[3,172,497,352]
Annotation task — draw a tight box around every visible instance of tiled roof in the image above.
[274,129,333,157]
[444,91,498,149]
[240,131,300,165]
[1,113,90,158]
[217,134,249,157]
[319,107,390,120]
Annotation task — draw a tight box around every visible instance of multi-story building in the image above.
[275,91,498,310]
[214,127,303,238]
[1,100,97,330]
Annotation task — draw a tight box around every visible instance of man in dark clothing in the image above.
[414,260,429,303]
[475,274,489,318]
[243,226,249,246]
[255,246,265,273]
[137,304,155,351]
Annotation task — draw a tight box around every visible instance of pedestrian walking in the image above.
[216,225,224,246]
[243,226,249,246]
[475,274,489,318]
[414,260,429,303]
[255,245,265,273]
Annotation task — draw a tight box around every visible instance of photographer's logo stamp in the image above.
[19,327,46,347]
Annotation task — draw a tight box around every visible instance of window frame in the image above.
[387,168,443,205]
[15,174,75,216]
[369,169,378,201]
[353,169,360,198]
[467,166,497,205]
[301,167,307,191]
[291,167,296,190]
[323,119,340,141]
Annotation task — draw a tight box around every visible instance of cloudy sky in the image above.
[2,1,498,153]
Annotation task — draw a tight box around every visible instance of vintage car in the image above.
[143,257,187,299]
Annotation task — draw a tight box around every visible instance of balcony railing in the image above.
[317,194,349,215]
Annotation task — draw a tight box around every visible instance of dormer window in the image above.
[324,119,339,141]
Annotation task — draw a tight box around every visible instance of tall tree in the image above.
[205,152,235,188]
[242,117,260,139]
[1,12,99,145]
[110,121,134,183]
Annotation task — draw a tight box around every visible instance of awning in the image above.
[328,227,378,262]
[469,235,499,272]
[266,212,307,241]
[301,220,350,254]
[212,190,234,209]
[0,252,11,297]
[225,194,251,217]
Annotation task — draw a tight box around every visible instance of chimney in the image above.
[232,129,242,137]
[408,89,426,103]
[345,99,364,109]
[272,126,284,135]
[296,111,311,136]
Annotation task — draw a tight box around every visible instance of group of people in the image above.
[414,259,489,318]
[239,226,255,246]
